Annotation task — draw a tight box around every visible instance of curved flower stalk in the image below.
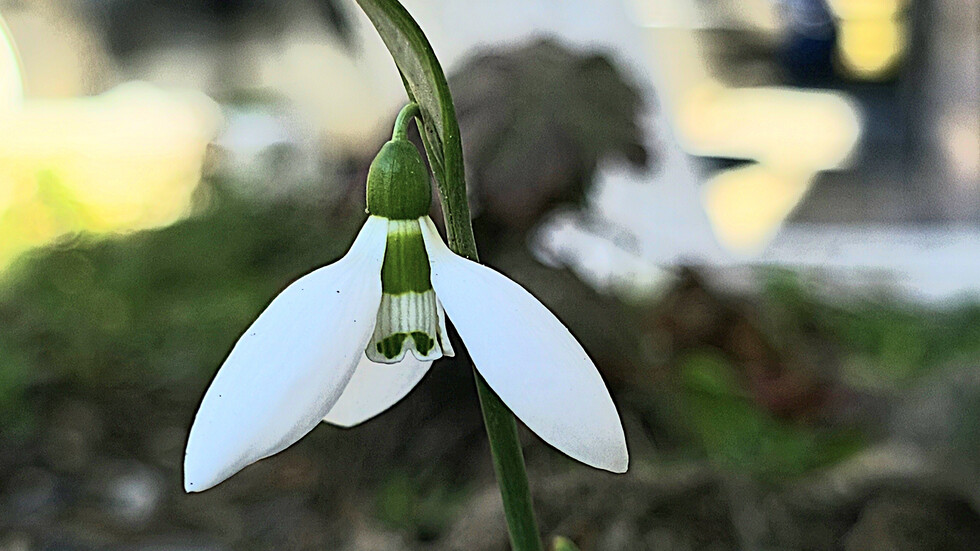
[184,111,628,493]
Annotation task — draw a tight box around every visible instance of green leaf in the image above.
[679,351,864,479]
[354,0,477,260]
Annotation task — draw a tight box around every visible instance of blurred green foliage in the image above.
[0,180,363,430]
[551,536,581,551]
[679,350,864,480]
[764,269,980,389]
[376,470,468,541]
[675,270,980,479]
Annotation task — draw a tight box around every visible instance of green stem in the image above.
[353,0,542,546]
[426,99,544,546]
[475,373,544,551]
[390,96,544,549]
[392,102,421,141]
[409,88,545,545]
[395,94,544,550]
[431,98,544,549]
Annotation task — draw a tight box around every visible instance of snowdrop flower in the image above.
[184,135,628,492]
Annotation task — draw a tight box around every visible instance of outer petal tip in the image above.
[605,426,630,473]
[183,453,221,493]
[606,446,629,474]
[560,421,629,473]
[183,475,204,493]
[183,432,244,492]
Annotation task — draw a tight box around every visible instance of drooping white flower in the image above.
[184,136,628,493]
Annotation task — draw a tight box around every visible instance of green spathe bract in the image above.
[366,139,432,220]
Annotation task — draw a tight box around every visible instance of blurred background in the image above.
[0,0,978,549]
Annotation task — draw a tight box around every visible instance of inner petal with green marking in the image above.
[367,218,454,364]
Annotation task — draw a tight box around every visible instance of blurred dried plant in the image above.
[449,38,651,234]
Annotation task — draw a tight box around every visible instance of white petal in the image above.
[323,353,431,427]
[184,216,388,492]
[419,217,628,472]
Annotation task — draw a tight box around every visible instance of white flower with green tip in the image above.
[184,135,628,492]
